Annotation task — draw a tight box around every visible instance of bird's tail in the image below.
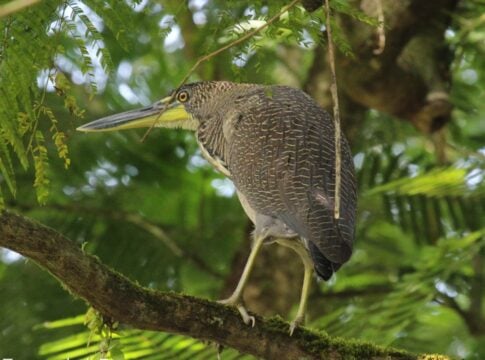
[308,241,342,280]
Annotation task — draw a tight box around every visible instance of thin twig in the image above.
[324,0,341,219]
[141,0,301,142]
[373,0,386,55]
[0,0,41,17]
[177,0,301,88]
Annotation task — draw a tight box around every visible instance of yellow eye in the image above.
[177,91,189,103]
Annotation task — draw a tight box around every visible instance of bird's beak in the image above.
[76,96,191,132]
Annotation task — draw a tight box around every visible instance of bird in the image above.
[77,81,357,334]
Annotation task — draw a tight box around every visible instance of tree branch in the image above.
[0,0,41,17]
[0,210,440,359]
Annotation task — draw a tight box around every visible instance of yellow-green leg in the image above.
[218,235,265,326]
[289,256,313,335]
[276,239,314,335]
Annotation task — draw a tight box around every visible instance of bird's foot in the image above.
[236,304,256,327]
[218,297,255,327]
[289,315,305,336]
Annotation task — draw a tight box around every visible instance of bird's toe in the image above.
[237,304,256,327]
[218,298,256,327]
[217,296,238,306]
[289,315,304,336]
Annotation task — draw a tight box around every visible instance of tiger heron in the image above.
[77,81,357,334]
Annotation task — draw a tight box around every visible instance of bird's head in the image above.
[76,81,237,133]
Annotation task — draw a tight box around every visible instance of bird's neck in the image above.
[196,115,230,176]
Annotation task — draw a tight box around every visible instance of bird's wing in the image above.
[228,86,356,264]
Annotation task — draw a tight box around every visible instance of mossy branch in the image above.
[0,210,447,360]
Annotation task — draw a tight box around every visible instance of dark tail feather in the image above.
[308,241,342,280]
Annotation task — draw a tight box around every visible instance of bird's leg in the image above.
[276,239,314,335]
[289,254,313,335]
[218,235,265,327]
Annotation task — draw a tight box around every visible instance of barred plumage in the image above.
[192,82,356,280]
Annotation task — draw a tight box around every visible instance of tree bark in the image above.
[0,210,446,360]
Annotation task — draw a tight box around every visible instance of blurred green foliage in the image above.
[0,0,484,359]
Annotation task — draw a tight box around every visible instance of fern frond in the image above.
[330,0,380,27]
[328,17,354,57]
[358,148,485,242]
[83,0,135,51]
[0,137,16,195]
[68,1,113,71]
[38,324,254,360]
[39,104,71,169]
[32,131,50,204]
[367,167,480,198]
[316,230,485,345]
[0,0,140,204]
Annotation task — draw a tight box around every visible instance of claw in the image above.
[289,315,304,336]
[218,298,255,327]
[237,304,256,327]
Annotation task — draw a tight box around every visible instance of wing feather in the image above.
[228,86,356,265]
